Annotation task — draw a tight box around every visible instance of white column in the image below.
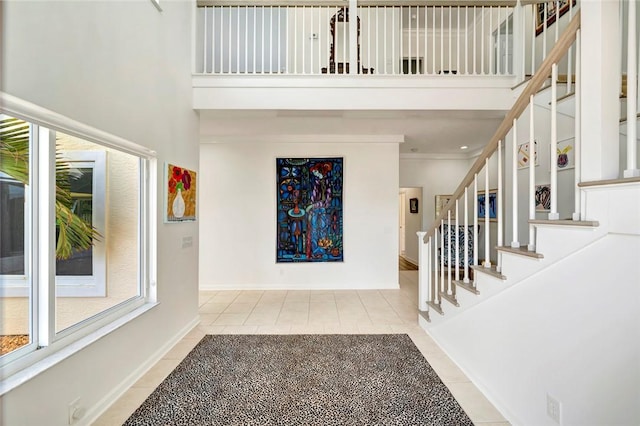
[417,232,428,311]
[624,0,640,177]
[580,0,621,180]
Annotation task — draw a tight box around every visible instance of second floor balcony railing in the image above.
[194,1,528,76]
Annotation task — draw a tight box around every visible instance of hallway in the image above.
[94,272,508,425]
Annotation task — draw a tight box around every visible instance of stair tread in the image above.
[418,310,431,323]
[529,219,599,227]
[497,245,544,259]
[427,301,444,316]
[579,176,640,187]
[471,264,507,280]
[439,292,460,307]
[619,112,640,123]
[454,279,480,295]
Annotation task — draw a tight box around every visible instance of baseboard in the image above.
[425,329,523,426]
[200,282,400,291]
[82,315,200,426]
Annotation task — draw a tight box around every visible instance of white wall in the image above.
[200,141,399,289]
[399,156,470,233]
[1,1,200,425]
[428,183,640,425]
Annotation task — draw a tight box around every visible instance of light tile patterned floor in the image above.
[93,271,509,425]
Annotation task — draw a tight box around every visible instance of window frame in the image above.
[0,150,108,297]
[0,92,158,388]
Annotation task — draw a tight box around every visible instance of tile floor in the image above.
[93,271,509,425]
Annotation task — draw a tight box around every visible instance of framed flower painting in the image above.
[166,163,197,222]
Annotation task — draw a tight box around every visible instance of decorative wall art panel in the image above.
[166,164,197,222]
[435,194,455,220]
[535,184,551,211]
[517,141,539,169]
[477,189,498,221]
[536,0,577,35]
[556,139,575,170]
[276,157,343,263]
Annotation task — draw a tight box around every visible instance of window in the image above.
[1,149,107,299]
[0,98,156,378]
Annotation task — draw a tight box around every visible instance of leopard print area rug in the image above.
[124,334,473,426]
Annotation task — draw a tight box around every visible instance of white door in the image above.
[399,192,406,256]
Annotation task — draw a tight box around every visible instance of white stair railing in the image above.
[195,2,515,76]
[623,0,640,178]
[418,9,581,316]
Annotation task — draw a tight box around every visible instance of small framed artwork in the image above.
[166,163,197,222]
[535,184,551,211]
[435,194,455,219]
[536,0,576,36]
[477,189,498,221]
[409,198,419,214]
[518,141,539,169]
[556,139,575,170]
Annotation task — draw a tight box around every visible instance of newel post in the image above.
[417,231,429,311]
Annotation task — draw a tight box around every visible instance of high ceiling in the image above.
[199,109,507,155]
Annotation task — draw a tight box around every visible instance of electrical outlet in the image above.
[546,394,561,424]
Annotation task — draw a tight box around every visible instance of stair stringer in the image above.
[424,233,640,426]
[497,224,605,285]
[421,225,604,328]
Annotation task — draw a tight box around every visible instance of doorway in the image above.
[399,187,423,269]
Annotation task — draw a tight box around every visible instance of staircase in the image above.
[415,3,640,425]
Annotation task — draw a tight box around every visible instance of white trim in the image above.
[400,152,478,160]
[0,92,156,159]
[201,134,405,144]
[192,74,519,88]
[1,151,108,298]
[0,95,158,393]
[0,302,160,396]
[84,315,200,426]
[55,151,107,298]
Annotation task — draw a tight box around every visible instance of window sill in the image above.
[0,301,159,396]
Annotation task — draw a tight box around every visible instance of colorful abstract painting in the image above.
[477,189,498,221]
[557,139,575,170]
[166,164,197,222]
[276,158,343,263]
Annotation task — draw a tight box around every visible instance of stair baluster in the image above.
[573,29,583,221]
[497,140,504,272]
[528,94,536,250]
[464,186,470,284]
[623,0,639,178]
[483,158,491,267]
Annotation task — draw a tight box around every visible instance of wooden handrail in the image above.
[422,10,581,241]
